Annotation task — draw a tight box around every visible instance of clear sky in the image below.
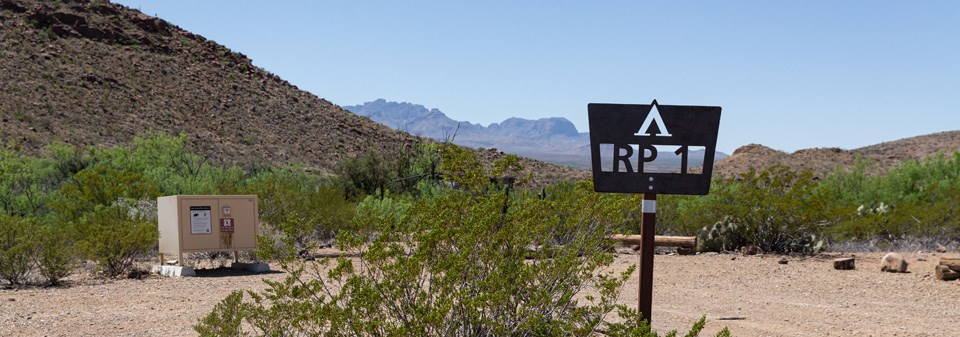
[113,1,959,153]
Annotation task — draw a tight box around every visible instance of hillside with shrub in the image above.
[714,131,960,178]
[0,0,584,186]
[0,0,415,171]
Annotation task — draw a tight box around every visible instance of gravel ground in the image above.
[1,251,957,336]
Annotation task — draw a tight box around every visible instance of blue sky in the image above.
[113,1,959,153]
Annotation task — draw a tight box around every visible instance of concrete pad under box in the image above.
[151,265,196,277]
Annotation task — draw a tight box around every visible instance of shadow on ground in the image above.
[193,266,284,278]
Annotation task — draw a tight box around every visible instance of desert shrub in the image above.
[605,312,731,337]
[240,167,323,222]
[685,166,840,253]
[53,165,161,221]
[241,168,354,250]
[828,184,960,241]
[0,213,40,285]
[195,290,246,337]
[74,205,157,277]
[335,143,446,200]
[46,143,96,180]
[532,180,643,243]
[823,153,960,206]
[354,194,413,233]
[35,221,79,285]
[822,152,960,240]
[818,157,874,206]
[656,193,718,236]
[101,132,246,195]
[389,142,444,196]
[334,151,392,200]
[273,183,353,247]
[0,213,79,286]
[198,146,681,336]
[0,148,60,217]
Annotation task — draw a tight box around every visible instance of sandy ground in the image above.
[1,251,958,336]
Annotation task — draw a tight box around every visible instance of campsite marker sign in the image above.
[588,100,721,324]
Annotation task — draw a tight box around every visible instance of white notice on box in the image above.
[190,206,212,234]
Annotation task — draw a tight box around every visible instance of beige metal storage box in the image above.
[157,195,259,263]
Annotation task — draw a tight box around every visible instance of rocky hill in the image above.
[0,0,584,185]
[714,131,960,178]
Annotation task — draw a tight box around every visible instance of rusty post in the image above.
[638,193,656,323]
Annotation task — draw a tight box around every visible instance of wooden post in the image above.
[608,234,696,248]
[638,193,656,323]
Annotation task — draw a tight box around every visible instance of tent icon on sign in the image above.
[635,100,672,137]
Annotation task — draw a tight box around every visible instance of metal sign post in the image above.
[638,193,656,323]
[588,100,721,325]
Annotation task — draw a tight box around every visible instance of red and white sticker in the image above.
[220,218,235,232]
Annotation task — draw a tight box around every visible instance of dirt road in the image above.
[1,252,956,336]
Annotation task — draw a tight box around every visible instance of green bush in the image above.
[109,132,246,195]
[53,165,160,221]
[75,205,157,277]
[822,152,960,240]
[0,213,80,286]
[828,185,960,241]
[0,148,60,216]
[197,147,655,336]
[0,213,39,285]
[46,142,95,181]
[605,312,731,337]
[686,166,839,253]
[36,222,79,285]
[334,151,392,200]
[195,290,246,337]
[353,194,412,233]
[656,193,712,236]
[389,142,443,196]
[335,143,446,200]
[241,168,354,249]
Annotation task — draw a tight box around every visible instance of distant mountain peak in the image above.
[344,99,582,140]
[344,99,725,170]
[490,117,580,138]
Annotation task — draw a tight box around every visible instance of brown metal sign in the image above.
[588,100,721,195]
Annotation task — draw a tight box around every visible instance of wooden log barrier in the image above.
[608,234,697,248]
[936,265,960,281]
[937,257,960,281]
[833,257,856,270]
[939,257,960,271]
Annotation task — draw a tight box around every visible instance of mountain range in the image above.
[346,99,728,170]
